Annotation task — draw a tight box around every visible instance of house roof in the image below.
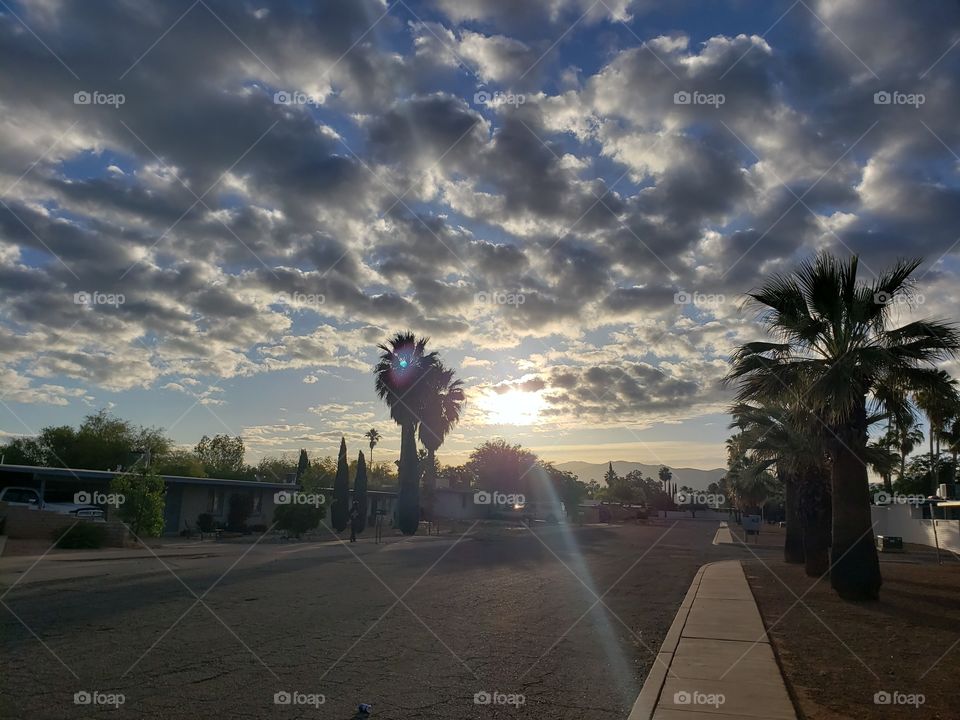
[0,463,295,490]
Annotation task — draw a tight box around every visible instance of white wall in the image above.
[871,504,960,554]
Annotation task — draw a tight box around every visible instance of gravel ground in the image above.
[1,520,737,719]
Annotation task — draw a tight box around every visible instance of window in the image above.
[4,488,40,505]
[251,490,262,515]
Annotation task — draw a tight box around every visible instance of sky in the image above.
[1,0,959,471]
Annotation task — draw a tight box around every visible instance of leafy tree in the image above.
[154,449,207,478]
[604,462,618,486]
[915,371,960,493]
[0,437,45,465]
[110,466,166,538]
[467,439,537,496]
[195,434,246,477]
[256,454,297,483]
[354,450,368,533]
[374,332,440,535]
[539,463,587,519]
[439,464,474,490]
[331,437,350,532]
[274,503,324,538]
[728,253,960,600]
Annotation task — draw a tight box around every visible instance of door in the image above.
[163,484,182,535]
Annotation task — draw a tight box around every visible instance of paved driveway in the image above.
[1,521,741,719]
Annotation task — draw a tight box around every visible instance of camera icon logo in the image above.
[674,291,692,305]
[674,690,692,705]
[74,691,92,705]
[874,691,891,705]
[873,291,892,305]
[474,691,492,705]
[474,491,492,505]
[273,91,291,105]
[74,291,91,305]
[275,491,291,505]
[873,91,891,105]
[73,91,91,105]
[474,89,491,105]
[274,690,292,705]
[673,91,691,105]
[74,491,92,504]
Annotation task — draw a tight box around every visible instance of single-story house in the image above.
[0,464,295,535]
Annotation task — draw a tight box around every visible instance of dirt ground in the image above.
[744,555,960,719]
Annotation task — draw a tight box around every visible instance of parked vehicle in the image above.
[0,486,105,521]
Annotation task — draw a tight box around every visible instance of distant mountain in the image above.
[555,461,725,492]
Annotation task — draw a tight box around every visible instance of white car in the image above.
[0,486,106,521]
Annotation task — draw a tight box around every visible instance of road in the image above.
[0,520,745,719]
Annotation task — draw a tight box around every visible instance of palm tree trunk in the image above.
[802,466,831,577]
[397,422,420,535]
[782,469,804,564]
[829,401,881,601]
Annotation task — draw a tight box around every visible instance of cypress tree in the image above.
[354,450,368,533]
[332,437,349,531]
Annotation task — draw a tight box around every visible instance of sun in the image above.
[478,390,546,426]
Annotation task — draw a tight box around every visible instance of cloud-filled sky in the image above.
[1,0,959,469]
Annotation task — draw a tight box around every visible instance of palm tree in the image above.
[730,401,828,572]
[417,362,465,493]
[728,254,960,600]
[374,332,438,535]
[364,428,381,467]
[915,371,960,492]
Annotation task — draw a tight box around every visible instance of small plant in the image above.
[54,522,107,549]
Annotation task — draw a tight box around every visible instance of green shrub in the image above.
[54,522,108,549]
[274,503,324,538]
[110,468,166,537]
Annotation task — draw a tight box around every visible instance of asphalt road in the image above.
[0,520,744,719]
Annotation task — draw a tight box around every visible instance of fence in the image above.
[871,503,960,554]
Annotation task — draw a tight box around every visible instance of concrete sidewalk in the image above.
[628,560,797,720]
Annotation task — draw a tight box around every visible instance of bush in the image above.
[110,468,166,537]
[227,492,253,531]
[274,503,324,538]
[54,522,108,549]
[197,513,215,532]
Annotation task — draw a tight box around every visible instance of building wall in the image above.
[871,504,960,554]
[174,484,284,533]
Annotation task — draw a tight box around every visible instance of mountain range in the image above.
[555,461,726,492]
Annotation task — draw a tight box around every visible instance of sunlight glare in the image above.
[479,390,546,426]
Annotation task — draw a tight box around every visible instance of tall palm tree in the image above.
[417,362,465,493]
[364,428,381,466]
[915,371,960,492]
[374,332,438,535]
[728,254,960,601]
